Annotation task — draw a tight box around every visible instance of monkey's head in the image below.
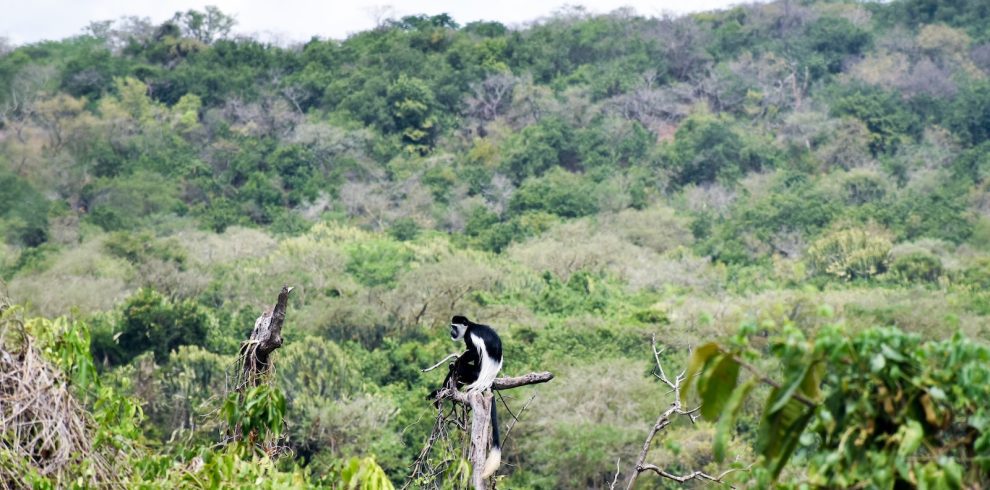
[450,315,470,341]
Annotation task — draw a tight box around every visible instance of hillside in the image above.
[2,0,990,487]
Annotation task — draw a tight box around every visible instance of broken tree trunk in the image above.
[435,371,554,490]
[226,286,293,449]
[238,285,293,389]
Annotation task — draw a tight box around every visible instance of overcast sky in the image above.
[1,0,747,46]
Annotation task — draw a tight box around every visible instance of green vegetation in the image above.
[2,0,990,487]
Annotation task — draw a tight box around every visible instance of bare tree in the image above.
[620,336,749,489]
[465,74,518,123]
[972,43,990,73]
[648,16,712,82]
[606,78,695,131]
[222,286,293,457]
[1,65,55,143]
[366,5,397,30]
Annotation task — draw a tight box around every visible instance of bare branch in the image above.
[422,352,463,373]
[638,464,747,487]
[501,394,536,445]
[493,372,554,390]
[609,459,622,490]
[417,362,554,489]
[624,337,749,489]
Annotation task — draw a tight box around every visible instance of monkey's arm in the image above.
[427,350,478,401]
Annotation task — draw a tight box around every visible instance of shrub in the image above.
[345,239,413,287]
[508,169,598,218]
[807,228,892,279]
[388,217,420,241]
[114,288,213,365]
[0,170,50,247]
[889,251,943,283]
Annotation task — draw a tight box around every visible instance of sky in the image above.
[0,0,746,46]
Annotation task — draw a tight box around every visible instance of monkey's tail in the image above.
[482,397,501,478]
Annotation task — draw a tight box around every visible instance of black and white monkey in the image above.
[431,315,503,477]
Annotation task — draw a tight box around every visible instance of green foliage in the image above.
[387,217,420,241]
[387,75,438,154]
[0,169,49,246]
[509,169,598,218]
[345,240,413,287]
[889,251,943,283]
[5,2,990,488]
[103,231,186,265]
[221,384,287,441]
[501,117,577,182]
[948,81,990,146]
[801,17,872,77]
[807,228,892,280]
[112,288,212,365]
[82,172,182,231]
[667,113,768,186]
[694,320,990,487]
[831,85,921,155]
[340,456,395,490]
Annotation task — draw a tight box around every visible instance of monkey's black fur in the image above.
[427,315,504,477]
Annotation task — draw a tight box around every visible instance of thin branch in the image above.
[422,352,462,373]
[500,394,535,445]
[609,459,621,490]
[624,336,751,489]
[637,464,745,487]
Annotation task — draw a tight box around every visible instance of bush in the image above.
[509,169,598,218]
[807,228,892,280]
[0,170,49,246]
[889,251,943,283]
[114,288,213,365]
[388,217,420,241]
[345,239,414,287]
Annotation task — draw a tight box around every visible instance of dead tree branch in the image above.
[236,285,293,390]
[225,286,293,451]
[624,335,743,489]
[422,352,462,373]
[411,352,554,490]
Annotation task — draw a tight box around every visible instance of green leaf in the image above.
[687,342,721,394]
[769,362,811,414]
[757,389,816,479]
[700,355,741,421]
[714,378,756,462]
[799,360,824,401]
[881,343,907,363]
[897,420,924,459]
[870,353,886,372]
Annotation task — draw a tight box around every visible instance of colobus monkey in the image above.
[432,315,503,478]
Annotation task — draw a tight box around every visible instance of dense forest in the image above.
[3,0,990,487]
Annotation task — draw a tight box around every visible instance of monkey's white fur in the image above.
[482,447,501,478]
[465,333,502,393]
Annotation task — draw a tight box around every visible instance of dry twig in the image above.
[623,334,746,489]
[0,309,127,489]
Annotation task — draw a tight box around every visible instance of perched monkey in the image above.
[428,315,504,478]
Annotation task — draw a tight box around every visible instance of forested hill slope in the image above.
[2,0,990,487]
